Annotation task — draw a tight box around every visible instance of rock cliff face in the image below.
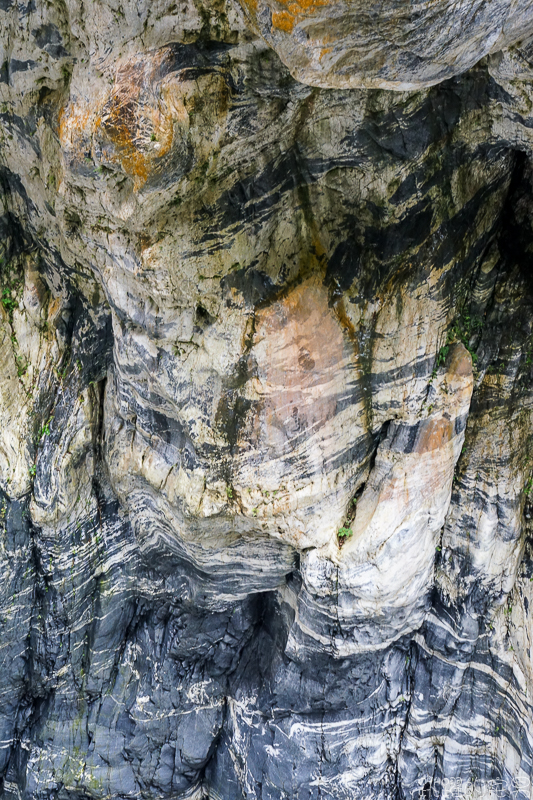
[1,1,533,798]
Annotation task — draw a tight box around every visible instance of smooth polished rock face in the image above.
[2,1,533,799]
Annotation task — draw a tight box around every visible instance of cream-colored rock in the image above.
[284,345,473,657]
[0,254,63,497]
[0,313,33,497]
[30,389,97,527]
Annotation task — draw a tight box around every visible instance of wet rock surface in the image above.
[1,2,533,798]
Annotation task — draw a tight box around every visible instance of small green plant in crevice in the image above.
[447,310,483,361]
[1,269,23,322]
[486,362,506,376]
[226,485,234,501]
[1,262,27,383]
[337,526,353,543]
[433,310,483,379]
[54,360,69,381]
[436,344,449,368]
[0,268,29,378]
[525,478,533,496]
[15,351,28,377]
[29,464,36,477]
[337,487,364,544]
[429,342,452,384]
[38,416,53,439]
[1,285,17,316]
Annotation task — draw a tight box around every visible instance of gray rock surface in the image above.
[236,0,533,89]
[1,1,533,798]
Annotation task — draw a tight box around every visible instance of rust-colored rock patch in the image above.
[253,277,346,453]
[414,417,454,455]
[59,48,194,191]
[96,50,188,189]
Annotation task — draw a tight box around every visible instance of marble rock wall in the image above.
[1,1,533,798]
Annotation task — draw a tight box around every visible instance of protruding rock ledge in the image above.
[235,0,533,89]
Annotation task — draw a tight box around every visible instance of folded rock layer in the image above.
[237,0,533,88]
[1,1,533,799]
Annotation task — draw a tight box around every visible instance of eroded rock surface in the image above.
[237,0,533,89]
[1,1,533,799]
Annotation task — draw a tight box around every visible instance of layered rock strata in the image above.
[237,0,533,89]
[1,1,533,799]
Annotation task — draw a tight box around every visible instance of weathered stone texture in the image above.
[1,1,533,799]
[237,0,533,89]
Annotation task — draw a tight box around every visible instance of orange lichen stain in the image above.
[97,56,181,190]
[272,10,295,31]
[60,49,192,192]
[97,84,151,187]
[278,0,330,8]
[58,105,65,139]
[59,104,91,145]
[269,0,331,33]
[238,0,331,33]
[45,296,64,333]
[59,97,104,159]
